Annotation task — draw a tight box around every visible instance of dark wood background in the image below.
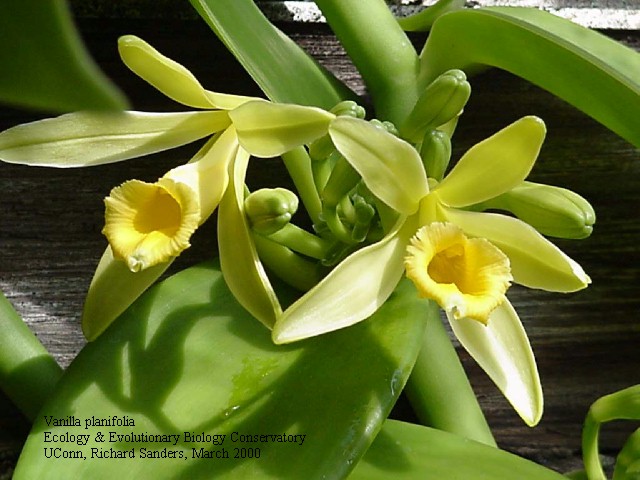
[1,3,639,477]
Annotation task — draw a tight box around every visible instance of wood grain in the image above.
[1,14,639,478]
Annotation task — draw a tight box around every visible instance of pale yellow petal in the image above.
[118,35,251,109]
[329,116,429,215]
[164,127,238,219]
[218,145,282,328]
[272,216,417,344]
[436,116,546,207]
[230,100,335,157]
[82,246,172,341]
[0,110,230,167]
[441,207,590,292]
[448,300,543,426]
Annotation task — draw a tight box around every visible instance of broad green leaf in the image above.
[273,217,417,344]
[0,110,229,167]
[189,0,353,109]
[350,420,568,479]
[447,300,543,426]
[15,260,429,479]
[435,116,546,208]
[0,0,126,111]
[230,101,335,158]
[329,117,428,215]
[419,7,640,148]
[441,207,591,292]
[218,143,282,328]
[117,35,251,110]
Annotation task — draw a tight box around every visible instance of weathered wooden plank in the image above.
[68,0,640,29]
[0,14,639,478]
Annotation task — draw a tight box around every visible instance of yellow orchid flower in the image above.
[0,35,335,340]
[256,115,591,426]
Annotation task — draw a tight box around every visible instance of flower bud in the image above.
[420,129,451,181]
[244,188,299,235]
[486,181,596,239]
[401,69,471,142]
[330,100,366,119]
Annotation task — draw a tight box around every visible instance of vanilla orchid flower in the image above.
[0,35,335,340]
[254,115,591,426]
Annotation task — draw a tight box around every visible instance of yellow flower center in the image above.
[103,178,200,272]
[404,222,512,324]
[133,188,182,235]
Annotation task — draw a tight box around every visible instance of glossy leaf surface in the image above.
[189,0,353,109]
[15,260,429,479]
[0,0,126,111]
[419,7,640,148]
[350,420,567,479]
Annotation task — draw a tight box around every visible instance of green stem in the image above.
[253,234,324,291]
[266,223,332,259]
[314,0,420,124]
[0,291,63,421]
[582,412,606,480]
[281,147,323,226]
[405,303,496,447]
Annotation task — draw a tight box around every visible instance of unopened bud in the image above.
[401,69,471,142]
[488,181,595,239]
[244,188,299,235]
[351,195,376,242]
[330,100,366,119]
[420,129,451,181]
[369,119,399,137]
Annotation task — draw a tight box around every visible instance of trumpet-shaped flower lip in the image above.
[405,222,512,324]
[118,35,252,110]
[435,116,546,208]
[103,177,200,272]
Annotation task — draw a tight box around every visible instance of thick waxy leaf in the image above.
[189,0,353,109]
[15,260,429,479]
[230,101,335,158]
[435,116,546,208]
[118,35,251,110]
[448,300,543,426]
[273,217,417,344]
[0,0,126,112]
[0,110,229,167]
[218,143,282,328]
[350,420,567,479]
[329,117,429,215]
[419,7,640,148]
[442,207,590,292]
